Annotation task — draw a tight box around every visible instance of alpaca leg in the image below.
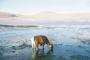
[31,37,35,49]
[32,41,34,48]
[42,45,44,50]
[35,44,38,50]
[33,41,37,50]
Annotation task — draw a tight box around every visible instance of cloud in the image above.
[0,0,90,14]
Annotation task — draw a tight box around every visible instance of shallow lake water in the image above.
[0,25,90,60]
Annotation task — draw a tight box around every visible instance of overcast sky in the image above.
[0,0,90,15]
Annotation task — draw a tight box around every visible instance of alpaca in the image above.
[31,35,53,50]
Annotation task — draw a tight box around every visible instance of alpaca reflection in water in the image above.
[32,48,53,60]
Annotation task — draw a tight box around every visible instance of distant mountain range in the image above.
[0,11,90,18]
[20,11,90,19]
[0,12,18,18]
[0,11,90,25]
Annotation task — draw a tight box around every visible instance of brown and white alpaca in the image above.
[31,35,53,50]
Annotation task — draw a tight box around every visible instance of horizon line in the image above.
[0,10,90,15]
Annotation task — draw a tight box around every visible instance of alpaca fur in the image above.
[31,35,53,50]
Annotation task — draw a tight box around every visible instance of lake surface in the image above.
[0,25,90,60]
